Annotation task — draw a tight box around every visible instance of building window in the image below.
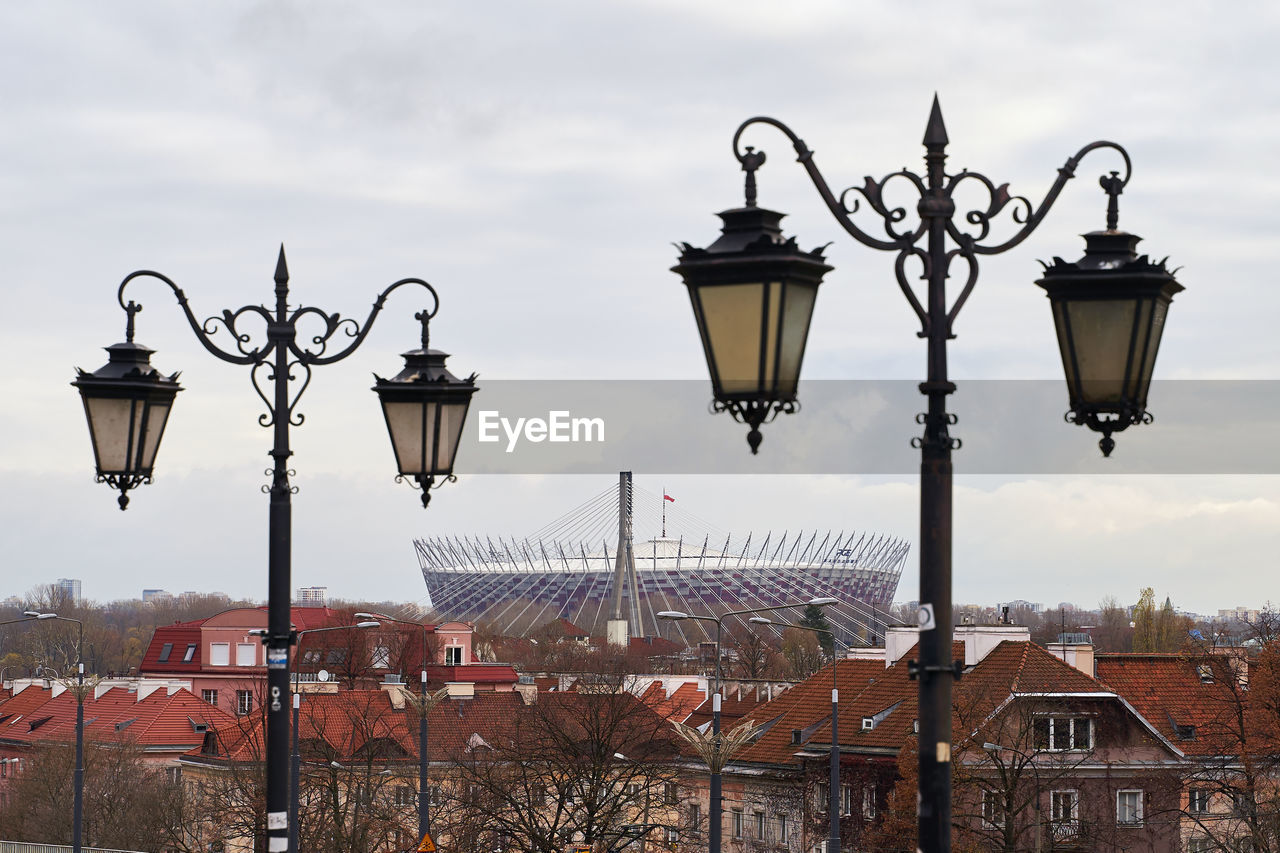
[665,828,679,843]
[862,716,874,731]
[209,643,230,667]
[814,783,829,812]
[1051,789,1078,822]
[1033,716,1093,751]
[1188,837,1214,853]
[183,643,197,662]
[201,689,218,706]
[1116,789,1143,825]
[841,784,853,816]
[394,786,414,807]
[754,810,765,840]
[664,782,678,805]
[982,791,1006,828]
[158,642,173,663]
[236,643,257,667]
[778,813,788,844]
[1233,791,1256,818]
[236,690,253,715]
[690,802,701,834]
[732,808,744,839]
[863,786,877,819]
[1197,663,1215,684]
[1189,788,1210,814]
[372,645,391,670]
[445,646,463,665]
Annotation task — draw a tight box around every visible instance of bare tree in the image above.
[442,671,681,853]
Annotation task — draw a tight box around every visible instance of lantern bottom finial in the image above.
[747,427,762,455]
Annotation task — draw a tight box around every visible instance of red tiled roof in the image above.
[0,684,234,754]
[641,681,707,724]
[1096,653,1245,756]
[736,658,887,764]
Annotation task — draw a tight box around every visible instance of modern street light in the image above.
[287,621,380,853]
[658,598,837,853]
[672,98,1182,853]
[749,615,842,853]
[17,612,85,853]
[73,248,477,853]
[355,611,440,842]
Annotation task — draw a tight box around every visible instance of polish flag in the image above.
[663,493,675,503]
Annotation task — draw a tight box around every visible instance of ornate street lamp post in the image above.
[73,247,477,853]
[672,98,1182,853]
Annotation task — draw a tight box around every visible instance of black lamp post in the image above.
[658,597,837,853]
[356,611,436,840]
[672,98,1182,853]
[73,248,477,853]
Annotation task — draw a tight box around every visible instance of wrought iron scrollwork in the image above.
[710,398,800,456]
[115,266,443,431]
[731,118,1132,336]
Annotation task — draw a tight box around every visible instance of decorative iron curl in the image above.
[945,170,1033,246]
[838,171,929,244]
[710,398,799,455]
[1065,407,1151,458]
[201,305,272,360]
[397,473,457,509]
[288,306,360,360]
[96,473,150,511]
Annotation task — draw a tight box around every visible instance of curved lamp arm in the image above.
[733,117,907,252]
[117,270,271,365]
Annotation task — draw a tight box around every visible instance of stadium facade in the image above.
[415,474,909,646]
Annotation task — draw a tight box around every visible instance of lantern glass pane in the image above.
[776,282,817,396]
[435,401,470,474]
[382,400,426,475]
[85,396,142,474]
[139,401,172,471]
[1052,301,1077,392]
[697,282,766,395]
[1064,298,1138,405]
[1137,299,1168,396]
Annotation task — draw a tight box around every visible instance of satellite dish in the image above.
[317,669,330,683]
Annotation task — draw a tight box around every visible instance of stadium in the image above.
[414,474,909,646]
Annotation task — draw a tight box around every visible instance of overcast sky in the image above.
[1,2,1277,616]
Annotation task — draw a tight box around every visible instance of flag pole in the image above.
[662,484,666,537]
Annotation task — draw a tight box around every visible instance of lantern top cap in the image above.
[372,347,477,390]
[73,340,181,386]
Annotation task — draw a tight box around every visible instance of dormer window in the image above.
[1034,716,1093,751]
[862,717,874,731]
[1197,664,1214,684]
[791,729,802,745]
[183,643,197,662]
[158,642,173,663]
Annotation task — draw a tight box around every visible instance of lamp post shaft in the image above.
[829,683,839,853]
[419,667,429,839]
[916,110,956,853]
[710,621,722,853]
[73,658,83,853]
[265,259,295,853]
[289,692,300,853]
